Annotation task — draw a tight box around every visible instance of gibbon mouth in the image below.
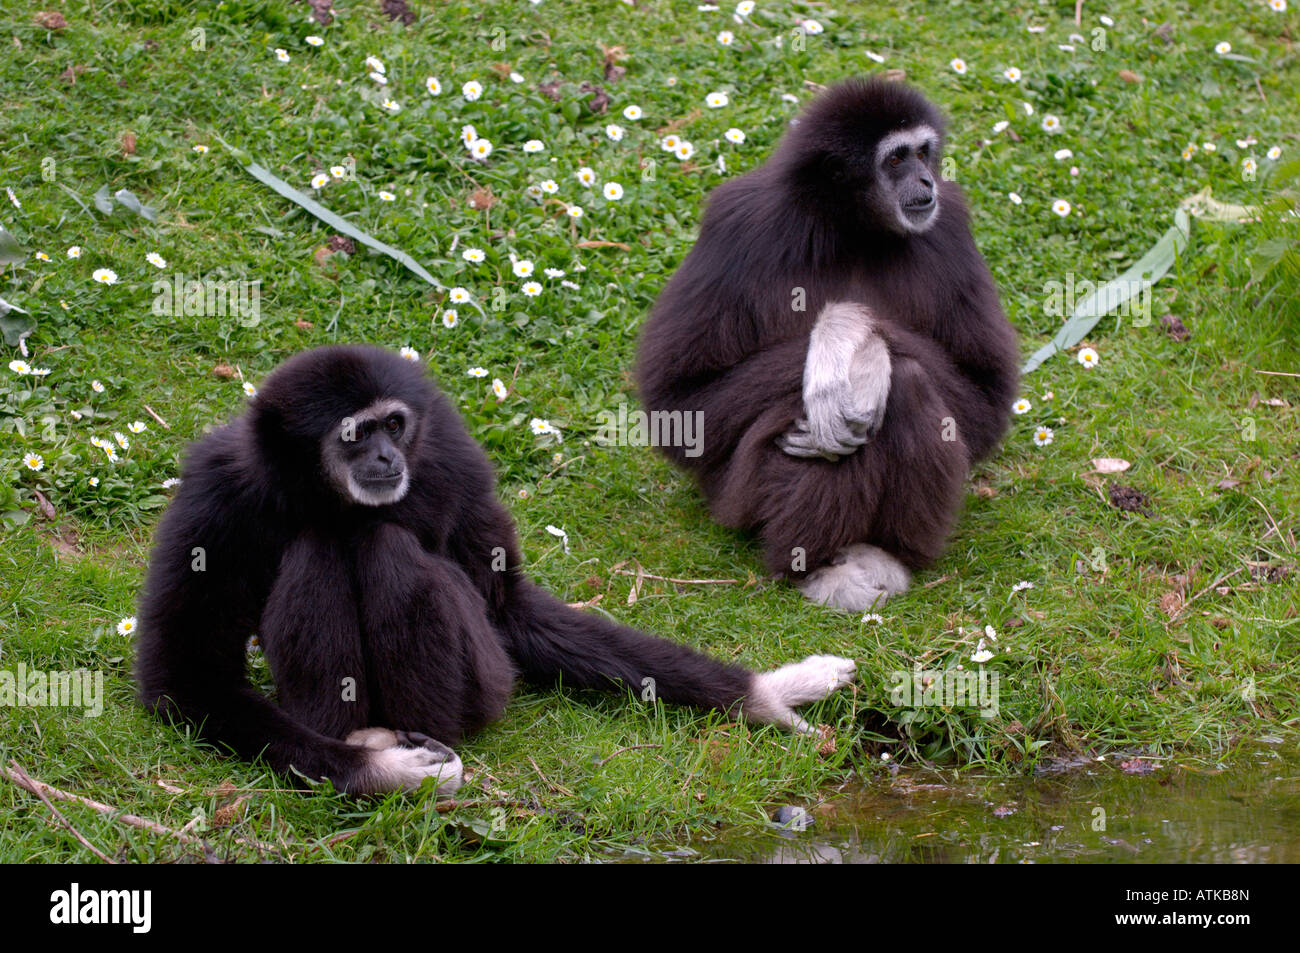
[360,472,405,487]
[903,195,936,213]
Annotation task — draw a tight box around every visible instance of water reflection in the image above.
[625,746,1300,863]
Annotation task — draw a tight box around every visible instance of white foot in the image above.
[347,727,463,796]
[745,654,857,735]
[798,544,910,611]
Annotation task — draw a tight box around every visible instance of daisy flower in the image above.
[661,134,681,152]
[463,80,483,101]
[192,144,209,154]
[146,252,167,269]
[718,31,734,46]
[471,139,493,159]
[540,179,559,194]
[369,71,388,85]
[530,418,557,435]
[399,347,420,361]
[675,141,696,160]
[162,477,182,489]
[950,57,968,74]
[706,91,730,108]
[971,640,994,664]
[560,280,580,290]
[442,309,460,328]
[1267,146,1282,161]
[1182,144,1197,161]
[35,252,51,262]
[1051,199,1072,217]
[1243,158,1258,175]
[524,139,545,153]
[724,128,746,144]
[1203,142,1217,152]
[1077,346,1099,369]
[243,381,257,397]
[22,452,43,471]
[463,248,486,263]
[1004,67,1022,82]
[378,190,396,201]
[5,187,19,208]
[449,287,471,304]
[1033,425,1054,447]
[92,268,118,285]
[330,165,347,179]
[1041,115,1061,133]
[736,0,755,14]
[576,167,597,187]
[128,421,147,433]
[863,613,884,624]
[114,431,130,449]
[603,182,624,201]
[1236,136,1258,149]
[381,98,401,113]
[525,184,544,199]
[567,205,584,218]
[1269,0,1287,10]
[623,105,643,121]
[105,445,120,463]
[9,360,31,374]
[88,477,99,486]
[68,246,82,259]
[510,72,524,83]
[117,617,137,636]
[426,77,442,95]
[365,56,385,74]
[492,378,508,399]
[1012,398,1031,415]
[468,366,489,378]
[522,281,542,296]
[799,19,823,34]
[605,124,625,141]
[311,172,330,189]
[461,124,479,147]
[1008,192,1022,205]
[1215,42,1231,55]
[1054,148,1074,161]
[274,48,290,63]
[543,268,567,280]
[513,260,535,278]
[30,367,50,376]
[91,379,105,393]
[306,35,324,47]
[1011,581,1034,593]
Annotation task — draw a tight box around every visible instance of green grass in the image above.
[1,0,1297,863]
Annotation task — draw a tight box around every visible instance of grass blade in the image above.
[1021,208,1190,374]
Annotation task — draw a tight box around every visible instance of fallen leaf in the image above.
[467,187,497,210]
[1118,69,1143,83]
[1089,457,1131,474]
[1159,313,1191,341]
[121,132,136,156]
[34,10,67,29]
[212,363,235,379]
[1159,590,1183,618]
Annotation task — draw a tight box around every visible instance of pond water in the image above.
[622,744,1300,863]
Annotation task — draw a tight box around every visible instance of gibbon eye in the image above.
[385,414,403,435]
[889,155,902,168]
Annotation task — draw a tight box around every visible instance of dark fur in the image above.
[135,345,757,793]
[636,78,1019,579]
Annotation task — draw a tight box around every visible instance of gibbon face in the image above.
[321,398,416,506]
[868,124,941,235]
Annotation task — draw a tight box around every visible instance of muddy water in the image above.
[625,744,1300,863]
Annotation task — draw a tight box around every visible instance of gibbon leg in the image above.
[759,356,970,611]
[352,524,516,747]
[260,532,371,740]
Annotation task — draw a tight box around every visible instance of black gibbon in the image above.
[636,78,1020,611]
[135,346,856,794]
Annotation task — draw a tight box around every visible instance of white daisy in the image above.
[623,105,643,121]
[524,139,545,153]
[724,128,746,144]
[950,58,968,74]
[471,138,494,159]
[22,452,43,471]
[443,309,459,328]
[243,381,257,397]
[1012,398,1031,415]
[377,190,396,201]
[1051,199,1072,217]
[306,35,324,47]
[463,80,483,101]
[463,248,486,262]
[117,616,137,636]
[540,179,559,194]
[128,421,147,433]
[92,268,118,285]
[449,287,471,303]
[492,378,508,399]
[1033,425,1054,447]
[467,366,489,378]
[706,91,730,108]
[513,260,535,278]
[146,252,167,269]
[603,182,624,201]
[521,281,541,297]
[1077,346,1099,369]
[274,48,290,63]
[399,346,420,361]
[1004,67,1022,82]
[605,124,625,141]
[426,77,442,95]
